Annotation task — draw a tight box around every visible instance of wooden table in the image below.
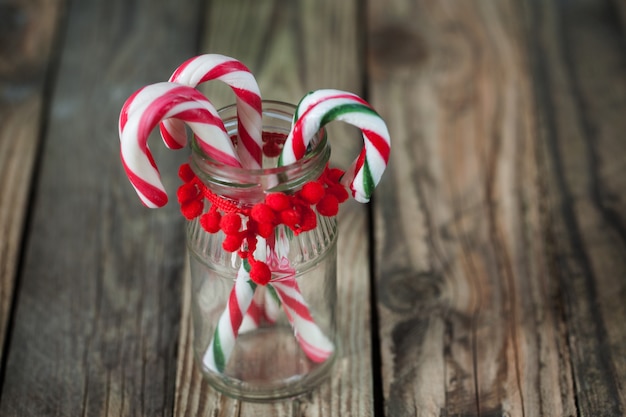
[2,0,626,415]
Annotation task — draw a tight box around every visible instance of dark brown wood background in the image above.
[0,0,625,416]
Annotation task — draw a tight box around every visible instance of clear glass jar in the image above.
[186,101,338,401]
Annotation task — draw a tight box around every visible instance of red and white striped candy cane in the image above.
[119,82,241,208]
[238,286,281,333]
[203,238,333,371]
[266,250,334,363]
[271,278,334,363]
[279,89,391,203]
[160,54,263,169]
[238,289,264,334]
[203,236,267,372]
[263,285,281,324]
[202,261,257,373]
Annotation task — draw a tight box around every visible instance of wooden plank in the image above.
[610,0,626,34]
[173,0,374,415]
[0,0,63,363]
[368,0,577,415]
[0,0,202,415]
[526,0,626,414]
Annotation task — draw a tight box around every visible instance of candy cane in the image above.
[203,236,267,372]
[265,248,334,363]
[263,284,281,324]
[202,260,257,373]
[238,289,264,333]
[279,89,391,203]
[119,82,241,208]
[271,278,334,363]
[161,54,263,169]
[204,236,333,372]
[238,285,282,333]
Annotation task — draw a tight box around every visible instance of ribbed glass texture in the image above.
[186,101,338,401]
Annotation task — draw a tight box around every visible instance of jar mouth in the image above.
[189,100,329,197]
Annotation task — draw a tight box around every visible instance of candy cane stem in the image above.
[202,260,256,373]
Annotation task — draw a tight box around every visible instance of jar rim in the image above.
[189,100,328,190]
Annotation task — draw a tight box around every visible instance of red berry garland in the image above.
[299,181,325,204]
[176,163,347,285]
[317,194,339,217]
[250,204,275,224]
[200,209,221,233]
[220,213,242,234]
[249,260,272,285]
[265,193,290,211]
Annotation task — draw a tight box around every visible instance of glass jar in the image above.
[186,101,338,401]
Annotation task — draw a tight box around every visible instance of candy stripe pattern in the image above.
[271,279,334,363]
[238,290,264,334]
[202,261,257,373]
[279,89,391,203]
[263,284,281,323]
[239,286,281,333]
[119,82,240,207]
[161,54,263,168]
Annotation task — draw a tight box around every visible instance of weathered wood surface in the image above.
[0,0,625,416]
[0,0,64,364]
[370,0,626,416]
[528,0,626,415]
[0,0,199,415]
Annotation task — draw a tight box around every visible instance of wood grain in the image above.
[0,0,201,415]
[0,0,63,363]
[172,0,374,415]
[527,0,626,414]
[2,0,625,415]
[368,0,580,415]
[610,0,626,34]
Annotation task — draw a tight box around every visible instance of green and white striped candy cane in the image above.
[202,259,257,373]
[279,89,391,203]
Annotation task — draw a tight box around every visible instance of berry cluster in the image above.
[176,163,349,285]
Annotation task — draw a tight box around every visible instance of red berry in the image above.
[280,209,301,228]
[180,200,203,219]
[299,206,317,232]
[222,233,243,252]
[317,194,339,217]
[200,210,221,233]
[265,193,291,211]
[326,167,345,182]
[250,261,271,285]
[326,183,349,203]
[300,181,325,204]
[220,213,242,235]
[257,222,275,238]
[178,163,196,182]
[176,183,199,204]
[251,203,276,224]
